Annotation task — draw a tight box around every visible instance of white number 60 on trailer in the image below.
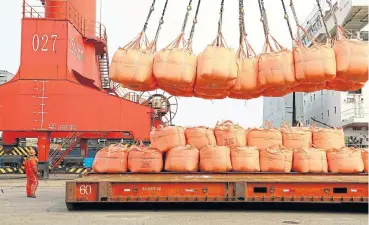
[79,184,92,196]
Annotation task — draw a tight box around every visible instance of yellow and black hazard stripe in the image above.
[11,147,35,157]
[66,167,89,175]
[0,166,89,174]
[0,166,25,174]
[19,166,25,174]
[48,165,63,169]
[0,168,14,174]
[0,146,35,158]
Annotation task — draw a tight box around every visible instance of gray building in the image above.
[263,93,304,127]
[0,70,15,85]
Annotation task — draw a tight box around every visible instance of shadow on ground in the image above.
[71,202,368,213]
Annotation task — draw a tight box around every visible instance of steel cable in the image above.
[258,0,269,37]
[216,0,225,46]
[316,0,331,39]
[281,0,294,40]
[289,0,300,27]
[142,0,156,33]
[187,0,202,49]
[181,0,193,33]
[154,0,170,43]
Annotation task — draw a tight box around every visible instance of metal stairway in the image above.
[49,132,83,169]
[98,52,111,91]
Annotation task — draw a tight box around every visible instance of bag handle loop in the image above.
[164,0,195,51]
[237,0,256,58]
[258,0,285,53]
[121,0,156,51]
[215,0,225,47]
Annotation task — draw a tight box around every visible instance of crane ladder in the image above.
[49,132,83,169]
[98,52,111,91]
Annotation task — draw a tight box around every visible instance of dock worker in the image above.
[24,149,39,198]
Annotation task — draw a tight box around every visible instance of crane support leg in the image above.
[2,132,19,153]
[37,133,51,179]
[80,139,89,158]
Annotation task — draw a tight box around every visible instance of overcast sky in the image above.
[1,0,336,128]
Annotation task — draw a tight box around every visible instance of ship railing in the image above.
[22,0,106,44]
[346,143,368,148]
[83,19,107,43]
[341,107,369,121]
[22,1,43,19]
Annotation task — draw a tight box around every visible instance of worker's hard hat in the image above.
[29,149,36,156]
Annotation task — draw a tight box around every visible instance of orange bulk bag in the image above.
[157,86,193,97]
[326,79,365,92]
[362,149,368,173]
[200,145,232,172]
[128,145,163,173]
[333,25,368,83]
[281,122,312,149]
[214,120,246,147]
[292,148,328,173]
[153,33,196,97]
[194,33,237,99]
[262,87,293,97]
[312,125,345,150]
[150,125,186,152]
[109,32,156,91]
[247,121,282,149]
[327,147,364,173]
[293,83,326,93]
[229,91,262,100]
[165,145,199,172]
[185,126,216,150]
[229,34,262,99]
[260,145,293,172]
[194,87,229,99]
[92,144,129,173]
[230,146,260,172]
[258,34,297,91]
[293,26,336,87]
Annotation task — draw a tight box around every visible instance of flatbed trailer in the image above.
[65,172,368,209]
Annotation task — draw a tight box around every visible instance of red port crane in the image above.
[0,0,167,178]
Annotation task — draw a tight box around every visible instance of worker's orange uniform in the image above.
[24,150,38,198]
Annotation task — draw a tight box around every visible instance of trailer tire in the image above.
[66,203,76,211]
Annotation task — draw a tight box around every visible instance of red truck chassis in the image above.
[65,172,368,210]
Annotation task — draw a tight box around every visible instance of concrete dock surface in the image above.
[0,176,367,225]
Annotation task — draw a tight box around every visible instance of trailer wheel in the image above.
[66,203,76,211]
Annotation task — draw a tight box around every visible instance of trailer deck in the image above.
[65,172,368,209]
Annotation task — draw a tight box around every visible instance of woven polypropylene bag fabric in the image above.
[128,146,163,173]
[150,126,186,152]
[200,145,232,172]
[327,147,364,173]
[165,146,199,172]
[185,127,217,150]
[292,148,328,173]
[230,146,260,172]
